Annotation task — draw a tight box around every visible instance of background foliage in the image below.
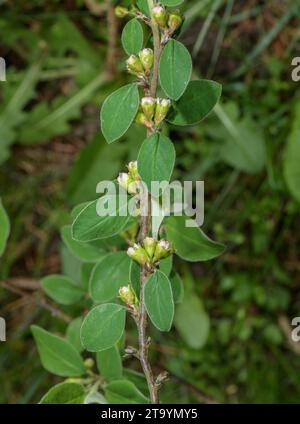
[0,0,300,403]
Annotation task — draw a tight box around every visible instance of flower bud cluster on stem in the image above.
[117,161,140,195]
[152,5,184,43]
[119,285,139,316]
[136,96,171,130]
[126,48,154,85]
[127,237,174,271]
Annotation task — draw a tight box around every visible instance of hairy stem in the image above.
[136,0,161,405]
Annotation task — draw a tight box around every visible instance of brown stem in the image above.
[136,2,163,405]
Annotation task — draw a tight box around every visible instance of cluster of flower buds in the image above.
[152,5,184,33]
[135,97,171,129]
[117,161,140,195]
[119,285,138,309]
[126,49,154,78]
[127,237,174,267]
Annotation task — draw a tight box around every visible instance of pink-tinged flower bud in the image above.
[141,97,156,121]
[143,237,157,260]
[127,243,149,265]
[168,10,184,31]
[135,111,153,129]
[139,48,154,71]
[152,5,168,29]
[154,98,171,126]
[127,161,139,179]
[153,239,174,262]
[119,285,137,306]
[115,6,129,18]
[126,55,145,76]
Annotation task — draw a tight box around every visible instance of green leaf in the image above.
[161,0,184,5]
[284,102,300,202]
[137,133,175,195]
[71,202,90,220]
[215,102,265,174]
[170,270,184,304]
[105,379,149,404]
[90,252,131,302]
[41,274,84,305]
[159,255,173,277]
[96,345,123,381]
[136,0,150,16]
[31,325,85,377]
[121,19,144,55]
[72,184,130,242]
[167,80,222,126]
[84,391,108,404]
[81,303,126,352]
[39,382,85,404]
[174,293,210,349]
[144,271,174,332]
[0,198,10,257]
[61,225,106,263]
[165,215,225,262]
[159,39,192,100]
[60,245,82,284]
[100,83,140,143]
[66,317,84,353]
[81,262,95,291]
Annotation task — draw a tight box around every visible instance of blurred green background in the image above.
[1,0,300,403]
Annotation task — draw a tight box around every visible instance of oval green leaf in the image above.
[100,83,140,143]
[90,252,131,302]
[31,325,85,377]
[72,186,130,242]
[136,0,150,16]
[0,198,10,257]
[81,303,126,352]
[167,80,222,126]
[159,39,192,100]
[66,317,84,353]
[165,215,225,262]
[144,270,174,332]
[105,379,149,404]
[41,275,84,305]
[39,382,85,404]
[159,255,173,277]
[61,225,105,263]
[121,19,144,55]
[137,133,175,195]
[96,345,123,381]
